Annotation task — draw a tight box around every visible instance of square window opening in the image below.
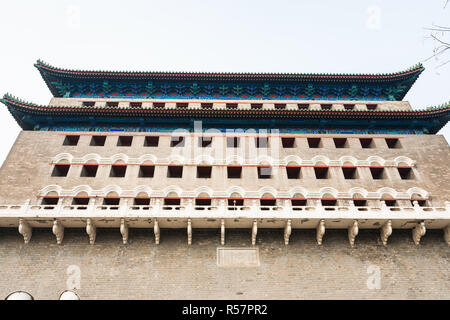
[90,135,106,146]
[333,138,348,148]
[144,136,159,147]
[370,167,385,179]
[227,137,240,148]
[384,200,397,207]
[360,138,374,148]
[308,138,322,148]
[176,102,189,108]
[52,165,70,177]
[201,103,213,109]
[314,167,329,179]
[72,197,89,205]
[286,166,301,179]
[228,199,244,206]
[167,166,183,178]
[353,200,367,207]
[255,137,269,148]
[386,138,401,149]
[110,165,127,177]
[257,166,272,179]
[199,137,212,147]
[342,167,358,179]
[117,136,133,146]
[411,200,427,207]
[82,101,95,107]
[164,198,180,206]
[139,165,155,178]
[260,199,276,206]
[42,197,59,205]
[130,102,142,108]
[227,166,242,179]
[106,102,119,108]
[291,199,307,206]
[80,165,98,177]
[197,166,212,178]
[398,167,413,180]
[344,104,355,110]
[196,198,212,206]
[103,198,120,206]
[63,135,79,146]
[321,199,337,206]
[134,198,150,206]
[282,137,295,148]
[170,136,185,147]
[153,102,165,108]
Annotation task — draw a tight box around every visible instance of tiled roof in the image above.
[2,94,448,119]
[35,59,424,82]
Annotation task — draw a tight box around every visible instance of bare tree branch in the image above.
[423,47,450,63]
[430,34,450,47]
[424,2,450,70]
[424,26,450,32]
[437,59,450,68]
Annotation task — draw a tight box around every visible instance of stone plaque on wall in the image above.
[217,248,260,267]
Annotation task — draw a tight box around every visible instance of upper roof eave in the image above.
[34,59,425,88]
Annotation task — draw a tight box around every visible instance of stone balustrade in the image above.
[0,200,449,246]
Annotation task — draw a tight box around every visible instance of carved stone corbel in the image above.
[154,219,160,245]
[412,221,426,245]
[220,219,225,245]
[316,219,325,245]
[284,219,292,245]
[86,219,96,245]
[380,220,392,246]
[18,219,32,244]
[251,220,258,245]
[187,219,192,245]
[120,218,128,245]
[52,220,64,245]
[444,224,450,246]
[348,220,358,247]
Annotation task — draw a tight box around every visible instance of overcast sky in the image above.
[0,1,448,165]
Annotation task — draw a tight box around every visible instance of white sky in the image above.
[0,0,448,165]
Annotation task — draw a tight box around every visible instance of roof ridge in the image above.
[34,59,425,78]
